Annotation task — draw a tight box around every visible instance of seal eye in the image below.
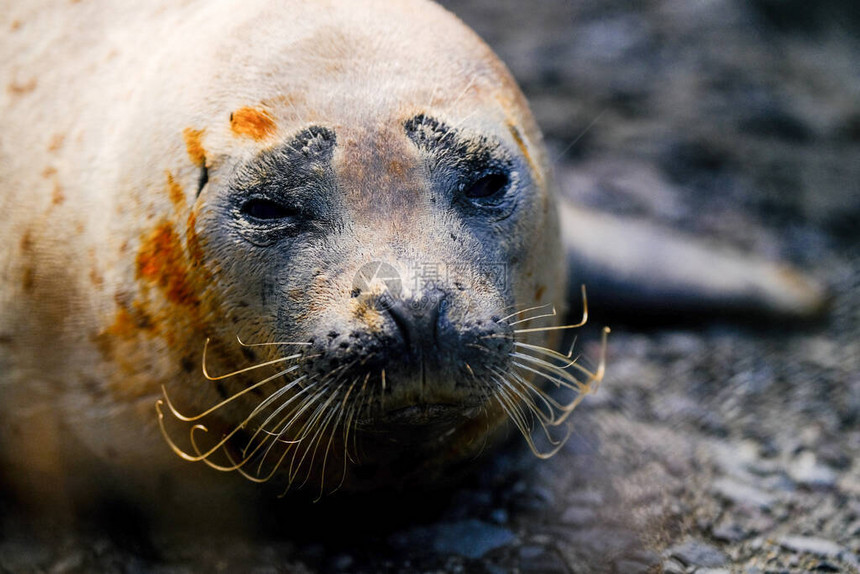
[464,173,509,200]
[241,198,297,221]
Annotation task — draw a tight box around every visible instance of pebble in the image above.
[329,554,354,571]
[518,546,568,574]
[712,477,776,510]
[510,485,556,513]
[430,520,516,559]
[489,508,509,525]
[711,521,750,543]
[559,506,597,526]
[565,489,604,506]
[711,440,761,478]
[566,527,638,556]
[49,551,85,574]
[661,558,686,574]
[668,539,729,568]
[613,550,660,573]
[777,536,844,559]
[788,451,838,488]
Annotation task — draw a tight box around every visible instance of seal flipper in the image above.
[559,201,827,322]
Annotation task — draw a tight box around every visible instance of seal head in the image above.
[28,0,596,494]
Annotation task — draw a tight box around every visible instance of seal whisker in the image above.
[492,383,528,438]
[512,326,610,396]
[195,379,315,475]
[278,359,361,487]
[493,382,566,458]
[505,306,558,326]
[494,380,572,459]
[505,367,588,426]
[347,371,375,463]
[513,350,596,384]
[264,381,331,445]
[340,376,362,466]
[203,338,307,381]
[161,364,302,423]
[223,382,336,484]
[244,377,316,449]
[190,423,275,473]
[512,286,588,334]
[497,302,554,324]
[490,367,556,425]
[514,339,579,366]
[311,390,350,500]
[288,385,342,490]
[446,109,480,134]
[280,92,309,126]
[511,356,589,392]
[160,374,303,465]
[510,348,582,378]
[463,365,495,459]
[222,443,286,484]
[425,84,440,110]
[491,366,563,425]
[465,342,497,356]
[156,406,246,463]
[236,334,312,347]
[356,370,375,426]
[265,368,348,447]
[511,346,594,381]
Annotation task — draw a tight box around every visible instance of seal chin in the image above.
[358,402,485,451]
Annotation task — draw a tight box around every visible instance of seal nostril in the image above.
[386,301,414,350]
[384,288,448,356]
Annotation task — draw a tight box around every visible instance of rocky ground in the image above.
[2,0,859,572]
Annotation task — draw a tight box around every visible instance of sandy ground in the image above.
[2,0,859,572]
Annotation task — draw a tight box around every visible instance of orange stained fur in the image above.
[182,127,207,166]
[230,106,277,141]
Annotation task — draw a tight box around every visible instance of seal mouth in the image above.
[355,402,482,449]
[374,402,482,427]
[156,290,607,495]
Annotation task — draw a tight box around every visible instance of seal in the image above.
[0,0,608,516]
[0,0,822,519]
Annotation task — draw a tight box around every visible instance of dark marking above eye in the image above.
[291,126,337,159]
[405,114,516,208]
[404,114,451,147]
[404,113,510,171]
[234,126,336,191]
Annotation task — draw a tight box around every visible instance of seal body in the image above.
[1,0,579,516]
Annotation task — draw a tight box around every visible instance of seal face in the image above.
[0,0,604,503]
[158,102,601,491]
[147,2,607,493]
